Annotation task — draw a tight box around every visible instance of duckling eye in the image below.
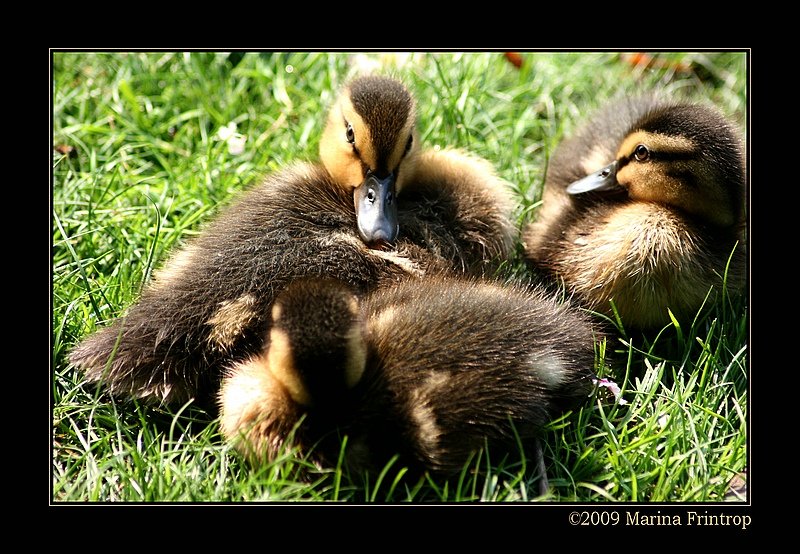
[404,134,413,154]
[346,123,355,145]
[634,144,650,161]
[366,188,376,203]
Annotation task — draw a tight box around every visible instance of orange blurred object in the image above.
[621,52,691,73]
[54,144,77,158]
[505,52,523,68]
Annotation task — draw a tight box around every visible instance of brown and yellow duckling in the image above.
[69,75,516,407]
[219,276,600,479]
[524,96,746,330]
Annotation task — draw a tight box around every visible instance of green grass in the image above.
[52,51,748,502]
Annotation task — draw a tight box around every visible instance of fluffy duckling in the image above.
[219,277,600,478]
[70,75,516,407]
[524,97,746,330]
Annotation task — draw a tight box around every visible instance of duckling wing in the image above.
[398,148,517,275]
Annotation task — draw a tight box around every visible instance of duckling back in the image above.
[359,278,599,474]
[219,277,600,477]
[524,96,746,330]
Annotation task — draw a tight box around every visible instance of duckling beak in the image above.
[566,161,621,195]
[354,173,399,247]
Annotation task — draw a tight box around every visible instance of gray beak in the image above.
[566,161,621,195]
[354,173,399,247]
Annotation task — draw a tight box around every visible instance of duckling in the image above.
[524,96,746,330]
[219,276,600,478]
[70,75,516,408]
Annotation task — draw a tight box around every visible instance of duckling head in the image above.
[319,75,419,247]
[566,103,745,229]
[265,279,367,408]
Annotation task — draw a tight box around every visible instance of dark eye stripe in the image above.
[625,149,697,164]
[646,151,697,162]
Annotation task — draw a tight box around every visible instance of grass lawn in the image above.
[52,51,748,503]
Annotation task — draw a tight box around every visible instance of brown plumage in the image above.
[69,75,516,407]
[524,96,746,330]
[218,277,600,477]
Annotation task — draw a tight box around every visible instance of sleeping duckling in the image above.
[219,276,599,478]
[524,96,746,330]
[70,75,516,407]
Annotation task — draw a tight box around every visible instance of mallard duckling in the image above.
[524,97,746,330]
[70,75,516,407]
[219,276,599,478]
